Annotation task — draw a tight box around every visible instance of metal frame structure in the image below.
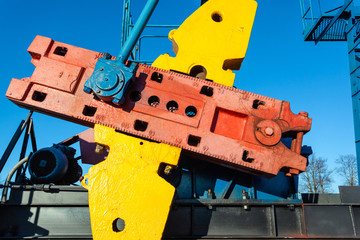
[0,111,37,183]
[1,184,360,239]
[121,0,179,64]
[300,0,360,183]
[1,0,360,238]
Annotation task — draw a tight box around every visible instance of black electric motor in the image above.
[28,145,82,185]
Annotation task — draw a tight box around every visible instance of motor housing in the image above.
[28,145,82,184]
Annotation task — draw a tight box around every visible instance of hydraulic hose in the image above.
[1,156,28,203]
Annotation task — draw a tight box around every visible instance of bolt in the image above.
[164,165,172,175]
[95,144,105,154]
[102,52,112,59]
[96,89,101,94]
[241,189,248,199]
[299,111,309,117]
[105,78,108,81]
[112,218,125,232]
[264,127,274,136]
[99,67,104,71]
[207,189,213,199]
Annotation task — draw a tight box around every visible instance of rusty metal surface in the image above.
[6,36,312,178]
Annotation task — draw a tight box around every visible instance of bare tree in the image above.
[336,154,358,186]
[301,155,334,193]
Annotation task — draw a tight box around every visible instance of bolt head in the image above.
[102,52,112,59]
[299,111,309,117]
[95,144,105,154]
[264,127,274,136]
[112,218,125,232]
[164,165,172,175]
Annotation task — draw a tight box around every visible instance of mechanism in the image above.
[0,0,319,239]
[6,37,311,178]
[28,144,82,185]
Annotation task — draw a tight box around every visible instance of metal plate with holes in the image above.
[6,36,312,178]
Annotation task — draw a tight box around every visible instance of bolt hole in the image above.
[166,101,179,112]
[140,142,143,145]
[190,65,207,79]
[188,135,201,147]
[54,46,68,56]
[200,86,213,97]
[211,12,223,22]
[242,150,254,163]
[134,120,148,132]
[151,72,163,83]
[185,106,197,117]
[82,105,97,117]
[148,96,160,107]
[129,91,141,102]
[252,99,265,109]
[32,91,47,102]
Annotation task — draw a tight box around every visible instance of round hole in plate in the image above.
[166,101,179,112]
[185,106,197,117]
[211,12,223,22]
[148,95,160,107]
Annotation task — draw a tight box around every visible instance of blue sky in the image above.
[0,0,355,190]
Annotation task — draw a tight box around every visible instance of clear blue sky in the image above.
[0,0,355,190]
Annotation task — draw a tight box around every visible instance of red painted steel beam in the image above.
[6,36,312,178]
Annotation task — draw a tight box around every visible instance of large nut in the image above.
[255,120,281,146]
